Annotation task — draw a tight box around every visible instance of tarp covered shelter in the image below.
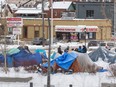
[0,48,45,67]
[42,51,102,73]
[88,47,116,64]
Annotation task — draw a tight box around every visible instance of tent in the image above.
[108,63,116,76]
[88,47,116,63]
[42,51,102,73]
[0,48,44,67]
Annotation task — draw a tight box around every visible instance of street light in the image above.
[84,27,86,47]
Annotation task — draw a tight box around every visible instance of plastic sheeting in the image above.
[89,47,116,63]
[56,52,78,70]
[12,50,42,67]
[43,51,78,70]
[35,49,47,59]
[43,51,102,72]
[7,48,20,55]
[0,49,43,67]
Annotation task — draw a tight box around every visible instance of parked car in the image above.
[0,35,16,45]
[99,41,115,50]
[32,37,47,45]
[88,40,100,48]
[46,38,59,44]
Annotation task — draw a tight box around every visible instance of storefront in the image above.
[55,25,99,41]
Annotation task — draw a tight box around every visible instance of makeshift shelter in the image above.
[108,63,116,76]
[88,47,116,63]
[0,48,45,67]
[42,51,102,73]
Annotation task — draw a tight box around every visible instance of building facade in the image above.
[75,2,114,33]
[0,18,112,41]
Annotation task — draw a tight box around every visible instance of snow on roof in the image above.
[15,8,42,14]
[9,4,18,10]
[0,0,5,4]
[52,1,72,9]
[37,1,49,10]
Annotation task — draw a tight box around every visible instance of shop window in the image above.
[86,10,94,18]
[54,11,57,16]
[34,31,39,38]
[88,32,96,39]
[78,32,96,40]
[23,26,27,38]
[8,28,13,34]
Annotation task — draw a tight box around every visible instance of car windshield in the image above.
[107,43,114,47]
[88,41,99,46]
[100,43,106,46]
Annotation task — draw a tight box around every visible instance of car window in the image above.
[88,41,99,46]
[107,43,114,47]
[100,43,106,46]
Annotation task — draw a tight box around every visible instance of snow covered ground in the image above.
[0,42,115,87]
[0,60,115,87]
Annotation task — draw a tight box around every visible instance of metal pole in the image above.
[84,28,86,47]
[42,0,45,47]
[51,0,53,45]
[47,17,51,87]
[4,0,7,74]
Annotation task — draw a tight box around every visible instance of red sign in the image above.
[80,28,97,32]
[7,17,23,27]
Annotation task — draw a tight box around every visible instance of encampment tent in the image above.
[89,47,116,63]
[42,51,102,73]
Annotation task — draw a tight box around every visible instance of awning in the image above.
[55,25,76,32]
[55,25,99,32]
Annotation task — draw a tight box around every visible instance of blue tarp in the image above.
[35,49,47,59]
[7,56,13,67]
[12,49,43,67]
[42,52,78,70]
[0,49,43,67]
[0,54,4,63]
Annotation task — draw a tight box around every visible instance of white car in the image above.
[99,41,115,50]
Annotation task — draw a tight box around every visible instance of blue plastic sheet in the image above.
[35,49,47,59]
[42,52,78,70]
[12,50,42,67]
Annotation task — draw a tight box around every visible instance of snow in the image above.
[52,1,72,9]
[8,4,18,10]
[15,8,42,14]
[0,42,115,87]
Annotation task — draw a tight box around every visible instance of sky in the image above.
[0,43,115,87]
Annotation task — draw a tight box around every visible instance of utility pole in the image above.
[4,0,8,74]
[51,0,53,45]
[42,0,45,47]
[47,17,51,87]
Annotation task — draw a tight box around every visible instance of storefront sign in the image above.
[76,25,98,32]
[7,17,23,27]
[55,26,76,32]
[13,28,22,35]
[55,25,98,32]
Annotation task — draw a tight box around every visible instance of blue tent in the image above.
[11,49,42,67]
[35,49,47,59]
[42,51,78,70]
